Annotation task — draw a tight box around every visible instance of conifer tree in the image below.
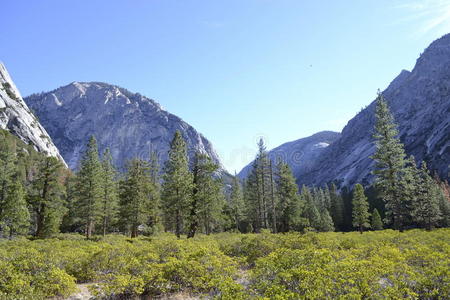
[301,186,321,230]
[411,162,442,230]
[244,165,260,232]
[255,138,271,230]
[229,174,244,231]
[0,140,16,237]
[352,184,370,233]
[100,148,118,235]
[161,131,193,238]
[119,159,155,238]
[187,152,221,238]
[243,138,274,232]
[29,156,66,238]
[76,136,103,239]
[147,149,161,230]
[329,183,344,231]
[371,92,410,231]
[371,208,383,230]
[275,160,301,232]
[319,209,335,232]
[1,181,30,238]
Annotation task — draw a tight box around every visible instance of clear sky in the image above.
[1,0,450,173]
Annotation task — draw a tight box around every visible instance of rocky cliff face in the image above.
[0,62,65,164]
[238,131,341,180]
[300,34,450,187]
[25,82,221,171]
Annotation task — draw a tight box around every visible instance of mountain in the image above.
[238,131,341,180]
[24,82,222,171]
[299,34,450,188]
[0,62,65,164]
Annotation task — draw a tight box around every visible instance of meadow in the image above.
[0,229,448,299]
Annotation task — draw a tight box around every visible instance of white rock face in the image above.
[300,34,450,187]
[238,131,341,180]
[25,82,222,171]
[0,62,66,165]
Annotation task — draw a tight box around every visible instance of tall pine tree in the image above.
[161,131,193,238]
[100,148,119,235]
[352,184,370,233]
[29,156,66,238]
[371,92,410,231]
[76,136,103,239]
[119,159,155,238]
[275,160,302,232]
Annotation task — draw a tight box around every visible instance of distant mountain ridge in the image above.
[299,34,450,187]
[238,131,341,180]
[0,62,65,165]
[25,82,222,171]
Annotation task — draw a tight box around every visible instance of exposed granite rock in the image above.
[300,34,450,187]
[0,62,65,165]
[25,82,222,171]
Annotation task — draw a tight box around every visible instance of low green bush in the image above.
[0,229,448,299]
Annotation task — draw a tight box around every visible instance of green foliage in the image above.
[99,148,119,235]
[228,174,244,231]
[28,156,66,238]
[371,208,383,230]
[371,92,411,231]
[76,136,103,238]
[119,159,157,237]
[1,181,30,237]
[352,184,371,233]
[188,152,223,237]
[410,161,442,230]
[0,230,448,299]
[329,183,345,230]
[275,160,303,232]
[161,131,193,237]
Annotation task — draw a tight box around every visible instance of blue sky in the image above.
[1,0,450,173]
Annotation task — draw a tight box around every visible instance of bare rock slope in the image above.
[25,82,221,171]
[0,62,65,164]
[300,34,450,187]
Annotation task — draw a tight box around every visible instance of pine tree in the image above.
[161,131,193,238]
[371,208,383,230]
[301,186,321,230]
[371,92,410,231]
[0,140,17,237]
[411,162,442,230]
[329,183,344,231]
[352,184,370,233]
[1,181,30,238]
[229,174,244,231]
[319,209,335,232]
[275,160,302,232]
[243,138,276,232]
[147,149,161,231]
[29,156,66,238]
[99,148,118,235]
[255,138,271,230]
[76,136,103,239]
[187,152,221,238]
[119,159,155,238]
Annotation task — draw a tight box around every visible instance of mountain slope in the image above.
[300,34,450,187]
[0,62,65,165]
[238,131,341,180]
[25,82,222,171]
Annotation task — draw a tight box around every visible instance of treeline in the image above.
[232,92,450,234]
[0,92,449,239]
